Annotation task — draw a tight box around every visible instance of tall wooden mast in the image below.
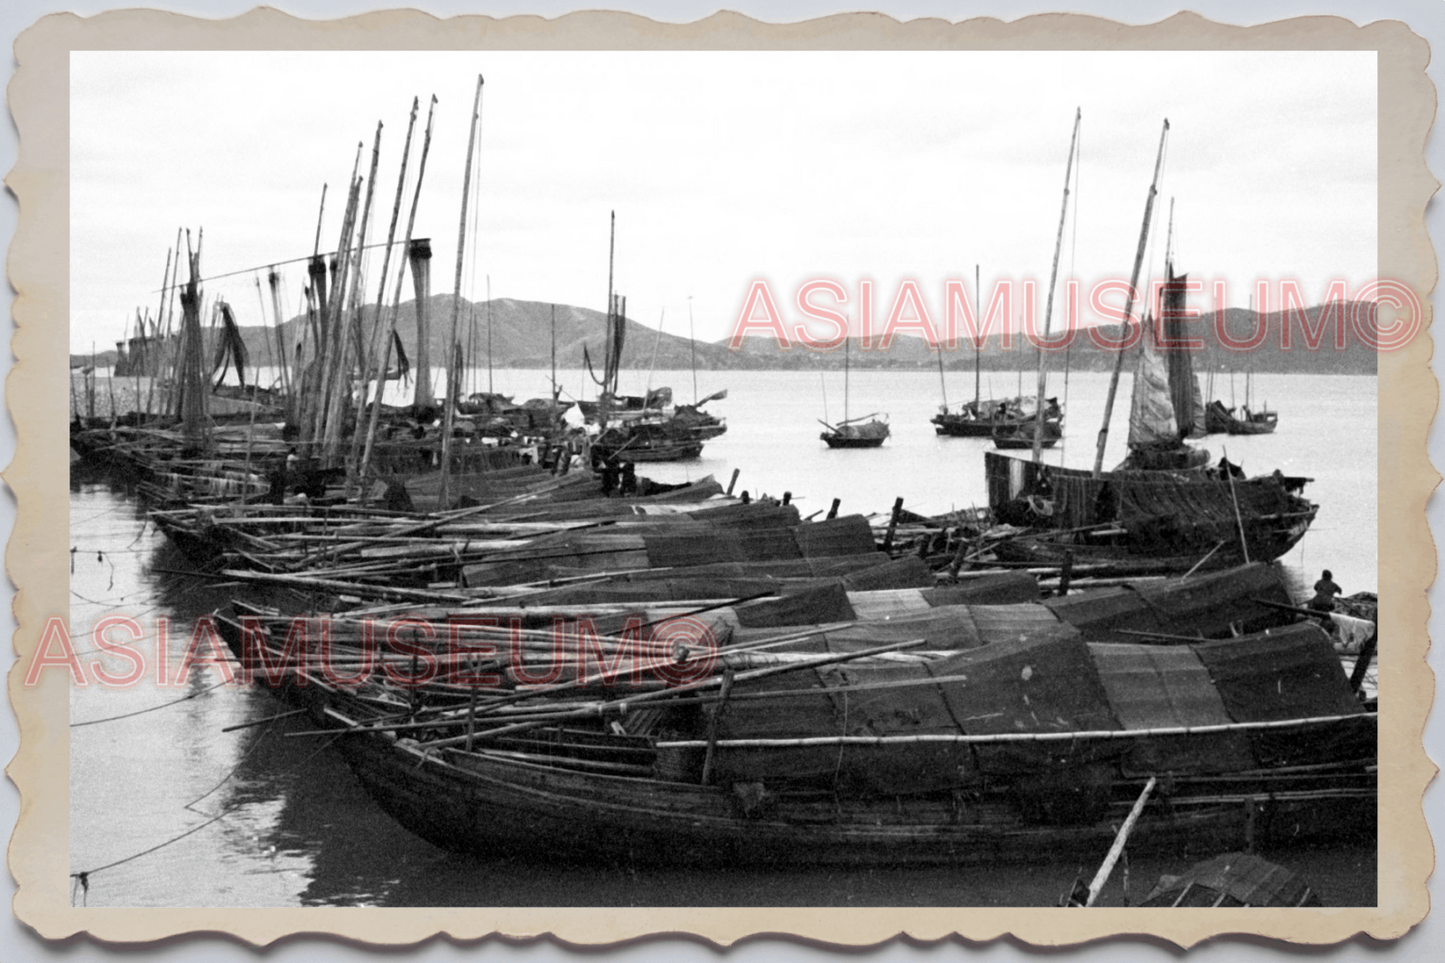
[1031,108,1081,462]
[1092,118,1170,477]
[440,74,485,508]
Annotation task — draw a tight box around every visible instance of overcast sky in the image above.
[69,49,1376,352]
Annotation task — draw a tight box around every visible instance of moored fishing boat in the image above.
[820,415,890,449]
[984,451,1317,571]
[984,122,1315,573]
[217,612,1375,868]
[933,397,1057,438]
[991,414,1062,450]
[1206,400,1279,435]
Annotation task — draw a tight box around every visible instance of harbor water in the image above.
[67,368,1378,907]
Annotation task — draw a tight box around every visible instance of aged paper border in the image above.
[5,6,1436,949]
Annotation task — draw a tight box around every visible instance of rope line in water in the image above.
[70,678,231,727]
[69,589,136,607]
[70,725,346,903]
[184,721,277,811]
[70,545,155,557]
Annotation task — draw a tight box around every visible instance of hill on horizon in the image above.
[76,296,1379,377]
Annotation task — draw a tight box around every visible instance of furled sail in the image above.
[1127,318,1178,448]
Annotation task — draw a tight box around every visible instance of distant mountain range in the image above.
[75,296,1378,376]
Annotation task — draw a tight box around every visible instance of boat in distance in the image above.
[1206,400,1279,435]
[991,415,1063,450]
[820,414,890,449]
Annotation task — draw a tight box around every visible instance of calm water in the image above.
[68,368,1377,907]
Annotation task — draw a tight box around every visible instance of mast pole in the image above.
[601,211,615,430]
[441,73,485,510]
[351,97,418,477]
[688,296,698,405]
[936,308,948,411]
[312,184,327,258]
[1092,118,1169,477]
[145,246,172,419]
[550,303,558,402]
[359,94,438,496]
[1245,292,1253,411]
[973,264,981,410]
[486,274,492,395]
[645,308,664,400]
[1032,107,1081,463]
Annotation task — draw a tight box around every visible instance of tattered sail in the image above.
[1190,376,1207,437]
[212,301,249,389]
[1127,320,1178,448]
[391,329,410,382]
[1161,267,1199,439]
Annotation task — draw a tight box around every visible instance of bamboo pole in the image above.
[1182,541,1227,579]
[441,75,485,510]
[1084,776,1157,906]
[69,367,81,425]
[655,714,1367,749]
[973,264,981,410]
[359,95,438,494]
[266,269,294,423]
[220,568,473,603]
[325,126,383,467]
[161,226,184,418]
[1224,447,1252,563]
[1033,108,1080,463]
[312,158,362,451]
[413,637,930,750]
[143,247,173,418]
[351,99,420,493]
[1093,119,1169,477]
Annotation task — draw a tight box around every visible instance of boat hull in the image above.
[992,420,1063,450]
[333,722,1373,868]
[932,417,997,438]
[595,441,705,462]
[215,610,1376,871]
[1206,401,1278,436]
[821,419,890,449]
[983,451,1318,570]
[821,435,888,449]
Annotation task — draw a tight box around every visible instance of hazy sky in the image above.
[70,49,1376,351]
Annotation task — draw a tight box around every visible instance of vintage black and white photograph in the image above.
[57,39,1387,915]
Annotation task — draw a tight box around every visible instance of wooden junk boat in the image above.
[984,451,1317,572]
[983,123,1312,574]
[582,216,727,465]
[220,605,1375,867]
[990,411,1063,450]
[593,420,705,462]
[983,281,1313,572]
[933,397,1060,439]
[820,414,890,449]
[1205,400,1278,436]
[820,334,887,448]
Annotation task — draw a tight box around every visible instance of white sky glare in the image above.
[70,49,1376,351]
